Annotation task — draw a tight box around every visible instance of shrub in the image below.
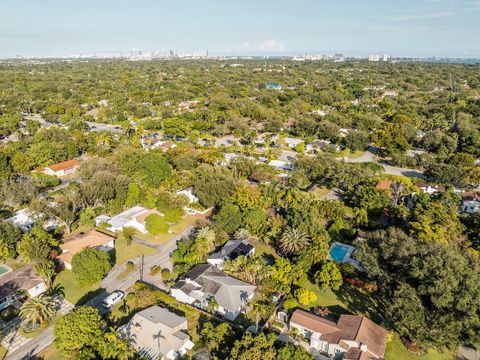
[145,214,169,235]
[161,268,171,281]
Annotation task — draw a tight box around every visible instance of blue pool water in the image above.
[330,244,349,262]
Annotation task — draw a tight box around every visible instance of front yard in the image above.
[54,270,101,305]
[133,214,200,245]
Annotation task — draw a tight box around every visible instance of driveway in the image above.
[5,227,193,360]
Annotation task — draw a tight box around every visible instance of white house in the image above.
[5,209,59,232]
[176,187,199,204]
[96,206,162,234]
[171,264,256,321]
[289,309,388,360]
[414,182,444,195]
[120,306,194,360]
[207,240,255,268]
[0,265,47,311]
[36,159,80,177]
[284,137,304,149]
[268,160,291,171]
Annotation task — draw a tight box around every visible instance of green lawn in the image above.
[134,215,198,245]
[37,345,67,360]
[296,276,350,313]
[348,150,366,159]
[310,187,332,200]
[114,235,156,265]
[54,270,101,305]
[251,239,278,259]
[385,334,454,360]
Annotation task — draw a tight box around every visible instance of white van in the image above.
[101,290,125,309]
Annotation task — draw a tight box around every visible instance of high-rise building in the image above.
[383,54,389,62]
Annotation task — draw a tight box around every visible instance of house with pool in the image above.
[330,242,363,271]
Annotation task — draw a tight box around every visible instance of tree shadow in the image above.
[76,287,107,307]
[333,284,386,324]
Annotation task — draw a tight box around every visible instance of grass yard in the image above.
[385,334,454,360]
[348,150,367,159]
[134,215,199,245]
[114,235,156,265]
[296,276,350,314]
[250,238,278,259]
[310,186,333,200]
[54,270,101,305]
[4,258,28,270]
[37,345,67,360]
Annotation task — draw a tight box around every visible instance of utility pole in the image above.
[140,255,144,281]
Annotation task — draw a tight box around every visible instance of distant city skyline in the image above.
[1,0,480,58]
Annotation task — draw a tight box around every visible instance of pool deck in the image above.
[329,242,363,271]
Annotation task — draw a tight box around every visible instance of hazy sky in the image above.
[1,0,480,58]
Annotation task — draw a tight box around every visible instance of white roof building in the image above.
[120,306,194,360]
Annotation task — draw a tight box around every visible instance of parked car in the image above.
[101,290,125,309]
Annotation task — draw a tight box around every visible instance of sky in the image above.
[1,0,480,58]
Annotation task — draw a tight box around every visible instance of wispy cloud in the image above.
[387,11,454,21]
[230,39,287,53]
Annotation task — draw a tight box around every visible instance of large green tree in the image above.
[71,248,112,287]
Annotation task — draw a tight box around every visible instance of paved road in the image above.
[5,227,193,360]
[343,148,425,179]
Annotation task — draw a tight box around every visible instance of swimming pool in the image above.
[330,244,350,262]
[0,265,12,276]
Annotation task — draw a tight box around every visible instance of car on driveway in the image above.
[101,290,125,309]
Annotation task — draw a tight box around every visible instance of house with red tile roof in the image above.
[289,309,388,359]
[58,229,116,269]
[36,159,80,177]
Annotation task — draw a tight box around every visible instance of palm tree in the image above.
[122,227,137,247]
[20,294,57,326]
[353,207,368,226]
[279,227,309,255]
[234,228,251,241]
[252,302,272,331]
[206,297,219,313]
[196,227,216,252]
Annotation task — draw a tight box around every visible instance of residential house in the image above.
[338,128,349,138]
[96,206,162,233]
[58,229,116,270]
[176,187,199,204]
[306,140,333,154]
[170,264,256,320]
[289,309,388,360]
[268,160,291,171]
[284,137,304,149]
[36,159,80,177]
[5,208,59,232]
[207,240,255,268]
[176,187,209,215]
[461,192,480,214]
[120,306,194,360]
[414,182,444,195]
[0,265,47,311]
